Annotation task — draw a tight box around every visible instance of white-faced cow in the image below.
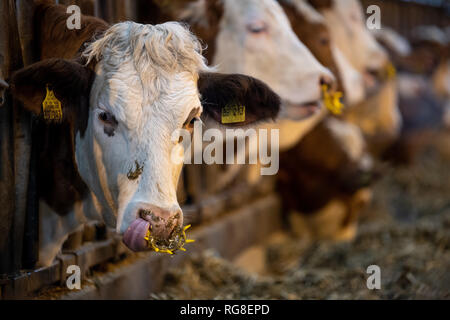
[10,3,281,266]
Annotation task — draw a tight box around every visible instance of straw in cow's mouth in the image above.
[321,84,344,115]
[144,224,195,255]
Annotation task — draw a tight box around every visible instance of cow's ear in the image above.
[198,72,281,127]
[10,58,94,121]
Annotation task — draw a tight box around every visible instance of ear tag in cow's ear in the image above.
[322,84,344,115]
[221,104,245,124]
[386,62,396,80]
[42,84,63,122]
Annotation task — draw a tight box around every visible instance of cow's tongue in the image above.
[123,218,150,252]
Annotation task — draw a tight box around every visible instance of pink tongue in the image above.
[123,218,150,252]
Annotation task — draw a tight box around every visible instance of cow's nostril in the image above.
[320,74,335,90]
[136,204,183,240]
[139,209,161,222]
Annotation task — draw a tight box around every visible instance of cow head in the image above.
[279,0,365,107]
[11,22,280,252]
[309,0,389,96]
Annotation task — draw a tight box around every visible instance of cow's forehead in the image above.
[83,21,208,84]
[94,64,201,128]
[85,21,207,128]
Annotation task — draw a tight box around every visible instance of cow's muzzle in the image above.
[122,204,183,252]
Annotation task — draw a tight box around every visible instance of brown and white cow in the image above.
[309,0,402,155]
[10,3,281,266]
[275,0,374,240]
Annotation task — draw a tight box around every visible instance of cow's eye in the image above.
[183,107,201,130]
[98,111,117,125]
[247,21,268,34]
[184,116,200,131]
[319,35,330,46]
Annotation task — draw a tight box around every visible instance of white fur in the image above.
[332,44,365,106]
[320,0,388,73]
[213,0,333,106]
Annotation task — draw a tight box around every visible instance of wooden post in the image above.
[0,0,27,276]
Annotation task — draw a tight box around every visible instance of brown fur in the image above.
[277,119,374,215]
[34,1,108,60]
[11,59,95,215]
[184,0,224,64]
[307,0,333,10]
[10,2,107,216]
[140,0,224,64]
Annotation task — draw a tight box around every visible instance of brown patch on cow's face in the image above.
[127,161,144,180]
[279,0,343,92]
[307,0,333,10]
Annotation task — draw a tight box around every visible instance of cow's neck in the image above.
[35,121,89,216]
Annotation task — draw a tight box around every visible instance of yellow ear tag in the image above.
[144,224,195,255]
[221,104,245,124]
[386,62,396,80]
[42,84,63,122]
[322,84,344,115]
